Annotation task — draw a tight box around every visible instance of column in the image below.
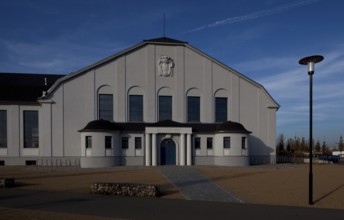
[145,133,151,166]
[187,134,192,166]
[152,133,157,166]
[180,134,185,166]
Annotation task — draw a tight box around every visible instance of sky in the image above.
[1,0,343,147]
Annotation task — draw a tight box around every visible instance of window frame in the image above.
[122,137,129,149]
[223,136,231,149]
[0,110,7,148]
[98,94,113,121]
[207,137,213,149]
[23,110,39,148]
[194,137,201,149]
[242,137,247,149]
[187,96,200,122]
[158,96,172,121]
[215,97,228,122]
[135,137,142,149]
[105,136,112,149]
[129,95,143,122]
[85,136,92,149]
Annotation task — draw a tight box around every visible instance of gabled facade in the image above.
[0,37,279,167]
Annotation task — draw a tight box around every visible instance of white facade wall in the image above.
[0,40,278,167]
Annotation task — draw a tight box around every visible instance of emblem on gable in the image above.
[158,56,174,77]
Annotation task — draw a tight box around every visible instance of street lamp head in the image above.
[299,55,324,74]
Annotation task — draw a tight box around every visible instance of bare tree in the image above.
[339,135,344,152]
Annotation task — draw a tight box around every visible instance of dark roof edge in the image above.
[79,120,251,134]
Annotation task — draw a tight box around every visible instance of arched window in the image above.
[128,86,144,122]
[214,89,229,122]
[98,85,113,121]
[186,88,201,122]
[157,87,173,121]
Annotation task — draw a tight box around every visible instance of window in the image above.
[85,136,92,148]
[194,137,201,149]
[122,137,129,149]
[187,96,200,122]
[0,110,7,148]
[215,97,227,122]
[24,111,39,148]
[242,137,247,149]
[99,94,113,121]
[25,160,37,166]
[207,137,213,149]
[135,137,142,149]
[129,95,143,121]
[223,137,231,149]
[105,136,112,149]
[159,96,172,121]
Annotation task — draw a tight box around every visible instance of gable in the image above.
[40,37,279,109]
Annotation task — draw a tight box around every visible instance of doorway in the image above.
[160,139,176,165]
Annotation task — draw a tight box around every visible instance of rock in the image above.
[90,183,159,198]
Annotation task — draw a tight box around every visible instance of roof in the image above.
[79,119,251,134]
[0,72,65,104]
[143,37,188,44]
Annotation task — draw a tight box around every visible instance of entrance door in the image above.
[160,139,176,165]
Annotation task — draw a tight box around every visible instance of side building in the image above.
[0,37,279,167]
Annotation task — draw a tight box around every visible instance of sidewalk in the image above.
[158,166,242,202]
[1,189,344,220]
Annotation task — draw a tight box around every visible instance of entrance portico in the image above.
[144,127,192,166]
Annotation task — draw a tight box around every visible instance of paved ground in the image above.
[1,189,344,220]
[1,164,344,219]
[158,166,242,202]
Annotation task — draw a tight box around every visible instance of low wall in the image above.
[90,183,159,198]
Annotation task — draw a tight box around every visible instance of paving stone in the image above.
[158,166,243,203]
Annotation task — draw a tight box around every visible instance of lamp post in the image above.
[299,55,324,205]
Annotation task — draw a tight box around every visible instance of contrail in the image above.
[183,0,320,34]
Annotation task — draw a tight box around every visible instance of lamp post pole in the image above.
[299,55,324,205]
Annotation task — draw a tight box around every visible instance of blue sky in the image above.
[1,0,343,146]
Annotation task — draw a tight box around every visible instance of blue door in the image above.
[160,139,176,165]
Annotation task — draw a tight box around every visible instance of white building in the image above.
[0,37,279,168]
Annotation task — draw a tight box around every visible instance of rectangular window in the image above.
[242,137,247,149]
[159,96,172,121]
[194,137,201,149]
[99,94,113,121]
[105,136,112,149]
[135,137,142,149]
[215,97,228,122]
[0,110,7,148]
[207,137,213,149]
[85,136,92,148]
[24,111,39,148]
[25,160,37,166]
[187,96,200,122]
[122,137,129,149]
[129,95,143,122]
[223,137,231,149]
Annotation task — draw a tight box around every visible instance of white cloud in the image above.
[183,0,320,34]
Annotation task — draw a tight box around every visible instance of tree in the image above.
[315,140,321,152]
[286,138,292,155]
[339,135,344,152]
[322,141,330,156]
[276,134,285,155]
[300,137,307,152]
